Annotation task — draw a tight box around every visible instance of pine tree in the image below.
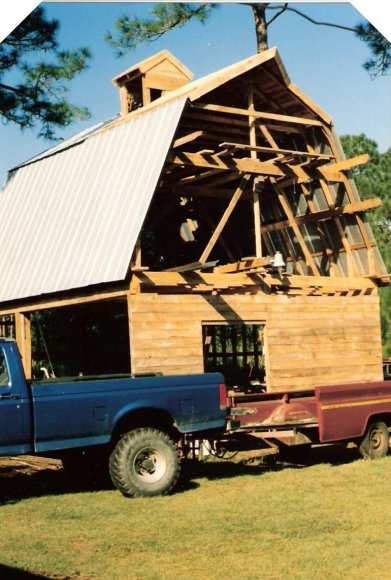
[341,134,391,357]
[0,6,91,139]
[105,3,391,78]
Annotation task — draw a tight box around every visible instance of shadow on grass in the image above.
[0,564,51,579]
[178,443,364,492]
[0,444,369,503]
[0,463,113,506]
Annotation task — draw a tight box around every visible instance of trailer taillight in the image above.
[219,383,227,409]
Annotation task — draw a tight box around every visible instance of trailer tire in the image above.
[359,421,389,459]
[109,428,181,497]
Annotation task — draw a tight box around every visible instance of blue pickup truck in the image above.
[2,338,391,498]
[0,338,227,497]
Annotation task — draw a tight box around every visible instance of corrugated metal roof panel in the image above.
[0,98,186,303]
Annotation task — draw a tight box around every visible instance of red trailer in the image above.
[214,380,391,460]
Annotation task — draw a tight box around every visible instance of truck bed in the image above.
[227,380,391,444]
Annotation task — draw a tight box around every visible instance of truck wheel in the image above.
[359,421,389,459]
[109,428,181,497]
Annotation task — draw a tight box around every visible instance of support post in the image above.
[15,312,31,379]
[249,81,262,258]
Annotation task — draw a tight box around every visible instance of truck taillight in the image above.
[219,383,227,409]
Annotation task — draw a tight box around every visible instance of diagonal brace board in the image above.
[199,174,251,264]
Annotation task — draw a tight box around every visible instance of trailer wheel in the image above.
[359,421,389,459]
[109,428,181,497]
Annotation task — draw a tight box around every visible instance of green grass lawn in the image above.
[1,448,391,579]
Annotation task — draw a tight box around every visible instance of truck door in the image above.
[0,343,31,454]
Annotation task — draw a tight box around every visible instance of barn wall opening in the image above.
[202,322,265,388]
[31,300,130,378]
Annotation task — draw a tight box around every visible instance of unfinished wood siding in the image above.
[129,291,383,391]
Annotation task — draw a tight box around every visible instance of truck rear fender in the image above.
[110,406,178,447]
[359,413,391,439]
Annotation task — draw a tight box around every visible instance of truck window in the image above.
[0,349,10,387]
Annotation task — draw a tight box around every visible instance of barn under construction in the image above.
[0,48,388,391]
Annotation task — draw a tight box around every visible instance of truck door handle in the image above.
[0,392,20,400]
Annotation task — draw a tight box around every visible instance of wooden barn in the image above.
[0,48,388,391]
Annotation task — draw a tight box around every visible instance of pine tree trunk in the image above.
[251,3,269,52]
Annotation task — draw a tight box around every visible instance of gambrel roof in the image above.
[0,48,387,305]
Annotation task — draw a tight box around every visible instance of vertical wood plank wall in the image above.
[129,291,383,391]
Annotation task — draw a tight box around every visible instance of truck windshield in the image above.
[0,349,10,387]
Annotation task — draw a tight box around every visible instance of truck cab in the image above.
[0,339,32,455]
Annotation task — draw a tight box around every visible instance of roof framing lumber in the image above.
[261,197,382,233]
[0,288,129,316]
[192,102,325,127]
[167,150,285,177]
[172,130,204,148]
[220,141,334,160]
[134,270,377,293]
[319,154,370,182]
[199,174,251,263]
[271,182,320,275]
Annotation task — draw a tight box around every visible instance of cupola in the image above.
[112,50,193,114]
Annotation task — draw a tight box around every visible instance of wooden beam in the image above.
[134,270,377,292]
[317,178,361,277]
[194,200,236,262]
[319,154,370,182]
[192,102,324,127]
[15,312,31,379]
[199,174,251,263]
[172,130,204,148]
[167,150,285,177]
[214,257,273,273]
[272,182,320,275]
[261,197,382,233]
[0,288,129,316]
[220,141,334,160]
[299,181,339,277]
[249,80,262,258]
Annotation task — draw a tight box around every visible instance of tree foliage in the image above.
[340,134,391,357]
[0,6,91,139]
[105,3,216,56]
[106,3,391,78]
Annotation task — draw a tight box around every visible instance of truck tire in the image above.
[109,428,181,497]
[359,421,389,459]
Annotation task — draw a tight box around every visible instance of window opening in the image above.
[202,322,265,388]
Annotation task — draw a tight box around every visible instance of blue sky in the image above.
[0,2,390,187]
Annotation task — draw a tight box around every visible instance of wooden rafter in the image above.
[299,181,339,277]
[317,177,361,276]
[199,174,251,264]
[272,182,320,275]
[192,102,324,127]
[214,256,273,273]
[248,80,262,258]
[134,270,377,293]
[167,150,285,177]
[261,197,382,233]
[220,141,334,161]
[172,130,204,148]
